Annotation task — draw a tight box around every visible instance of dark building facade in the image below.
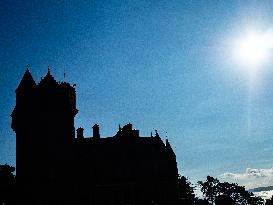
[11,69,179,205]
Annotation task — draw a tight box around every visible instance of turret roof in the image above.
[38,68,58,87]
[16,68,36,93]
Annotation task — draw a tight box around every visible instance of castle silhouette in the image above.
[11,69,179,205]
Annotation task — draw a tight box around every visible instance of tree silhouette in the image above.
[215,194,235,205]
[195,199,211,205]
[198,176,220,204]
[178,175,196,204]
[265,196,273,205]
[198,176,264,205]
[0,164,16,205]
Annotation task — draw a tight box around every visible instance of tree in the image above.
[0,164,16,205]
[198,176,220,204]
[195,199,211,205]
[198,176,264,205]
[266,196,273,205]
[178,175,196,204]
[215,194,235,205]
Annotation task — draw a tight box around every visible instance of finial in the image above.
[26,64,30,71]
[151,132,153,137]
[119,124,121,131]
[47,66,51,74]
[63,67,66,80]
[155,130,159,138]
[165,132,168,142]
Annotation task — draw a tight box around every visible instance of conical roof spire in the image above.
[16,68,36,93]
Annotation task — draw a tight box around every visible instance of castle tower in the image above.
[11,69,37,187]
[11,68,78,204]
[36,69,78,144]
[11,68,179,205]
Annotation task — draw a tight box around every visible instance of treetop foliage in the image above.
[197,176,264,205]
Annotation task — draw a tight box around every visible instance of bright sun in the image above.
[233,30,273,68]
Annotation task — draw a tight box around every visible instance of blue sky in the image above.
[1,0,273,188]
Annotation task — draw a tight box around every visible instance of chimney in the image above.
[92,124,100,139]
[76,127,84,139]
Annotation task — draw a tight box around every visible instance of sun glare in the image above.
[233,30,273,68]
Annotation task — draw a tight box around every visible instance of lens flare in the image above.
[233,30,273,68]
